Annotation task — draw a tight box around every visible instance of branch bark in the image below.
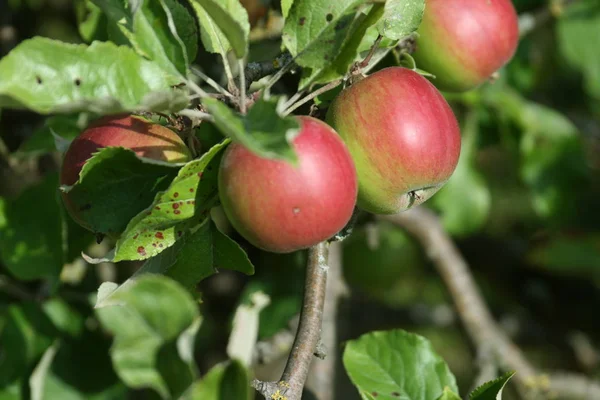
[306,241,345,400]
[252,242,330,400]
[382,207,600,399]
[244,52,294,90]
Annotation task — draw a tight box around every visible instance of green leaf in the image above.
[96,275,200,399]
[34,318,125,400]
[111,141,228,262]
[343,329,458,400]
[202,97,300,164]
[42,299,84,338]
[75,0,109,42]
[113,0,197,76]
[376,0,425,41]
[0,303,58,387]
[95,218,253,306]
[0,382,22,400]
[281,0,294,19]
[300,3,385,89]
[189,0,249,58]
[283,0,368,68]
[527,234,600,278]
[436,387,462,400]
[17,115,82,156]
[183,360,252,400]
[557,1,600,99]
[429,111,490,237]
[518,102,590,223]
[469,372,515,400]
[481,85,592,225]
[30,341,60,400]
[60,147,181,236]
[166,219,255,292]
[0,174,63,281]
[0,37,184,114]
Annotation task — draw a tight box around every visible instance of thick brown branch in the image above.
[382,207,600,399]
[252,242,330,400]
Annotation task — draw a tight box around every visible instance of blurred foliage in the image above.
[0,0,599,399]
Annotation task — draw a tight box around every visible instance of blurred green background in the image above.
[1,0,599,399]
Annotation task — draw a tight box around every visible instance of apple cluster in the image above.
[60,0,519,254]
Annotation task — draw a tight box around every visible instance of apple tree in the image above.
[1,0,599,399]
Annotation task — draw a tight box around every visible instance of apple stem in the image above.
[282,79,343,116]
[382,208,600,399]
[252,242,330,400]
[238,59,247,114]
[357,34,383,70]
[220,53,238,96]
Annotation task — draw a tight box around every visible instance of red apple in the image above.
[218,116,358,253]
[61,114,191,232]
[413,0,519,92]
[326,67,461,214]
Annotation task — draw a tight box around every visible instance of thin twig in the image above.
[281,90,307,112]
[177,109,214,127]
[221,54,237,94]
[357,34,383,70]
[306,241,344,400]
[382,208,600,399]
[239,59,247,114]
[190,66,234,98]
[252,242,330,400]
[283,79,343,116]
[186,79,210,99]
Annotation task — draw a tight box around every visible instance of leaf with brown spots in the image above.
[112,141,228,262]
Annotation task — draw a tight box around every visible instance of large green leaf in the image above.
[110,141,228,262]
[376,0,425,41]
[202,97,300,164]
[282,0,368,68]
[343,329,458,400]
[0,174,63,281]
[557,1,600,99]
[60,147,181,236]
[96,275,200,399]
[0,38,185,114]
[183,360,252,400]
[189,0,249,58]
